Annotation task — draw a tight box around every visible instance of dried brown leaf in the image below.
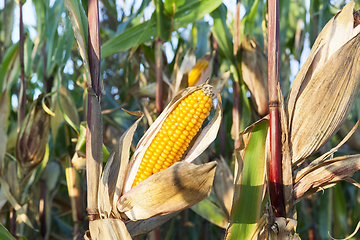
[117,161,217,220]
[240,36,269,116]
[98,113,143,218]
[289,32,360,168]
[87,218,132,240]
[294,154,360,201]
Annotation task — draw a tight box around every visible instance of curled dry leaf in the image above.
[174,48,196,94]
[87,218,132,240]
[240,36,269,116]
[293,154,360,202]
[212,156,234,219]
[98,114,143,219]
[286,0,360,168]
[118,161,217,220]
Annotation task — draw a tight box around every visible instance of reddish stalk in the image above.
[19,0,26,125]
[155,38,163,115]
[268,0,285,217]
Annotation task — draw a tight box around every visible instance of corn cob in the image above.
[131,89,213,188]
[188,59,210,87]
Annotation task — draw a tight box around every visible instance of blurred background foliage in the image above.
[0,0,360,239]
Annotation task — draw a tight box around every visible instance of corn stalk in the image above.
[268,0,285,217]
[86,0,103,223]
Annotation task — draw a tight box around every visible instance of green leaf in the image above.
[211,4,234,63]
[24,35,33,77]
[101,0,222,58]
[227,119,269,239]
[194,21,210,58]
[191,192,229,228]
[0,223,16,240]
[155,0,171,41]
[240,83,252,131]
[0,43,20,98]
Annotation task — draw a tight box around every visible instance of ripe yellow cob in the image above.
[131,90,213,188]
[188,59,210,87]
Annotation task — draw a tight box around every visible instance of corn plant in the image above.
[0,0,360,239]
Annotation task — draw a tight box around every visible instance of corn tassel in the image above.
[188,58,210,87]
[132,89,213,188]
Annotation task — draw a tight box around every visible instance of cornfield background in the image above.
[1,0,360,239]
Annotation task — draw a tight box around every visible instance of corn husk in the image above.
[286,1,360,168]
[212,156,234,219]
[240,36,269,116]
[293,154,360,202]
[118,161,217,220]
[188,53,213,87]
[86,218,132,240]
[173,48,196,94]
[293,119,360,202]
[15,94,51,173]
[122,83,222,194]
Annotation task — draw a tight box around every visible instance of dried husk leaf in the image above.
[174,48,196,94]
[16,95,51,173]
[278,85,294,217]
[117,161,217,220]
[122,84,221,193]
[289,32,360,168]
[212,156,234,218]
[210,71,230,95]
[287,1,359,119]
[295,118,360,182]
[293,154,360,202]
[126,212,179,239]
[240,36,269,116]
[287,1,360,168]
[86,218,132,240]
[98,113,143,218]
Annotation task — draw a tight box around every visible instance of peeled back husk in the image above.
[117,161,217,220]
[293,154,360,202]
[287,1,360,167]
[288,32,360,168]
